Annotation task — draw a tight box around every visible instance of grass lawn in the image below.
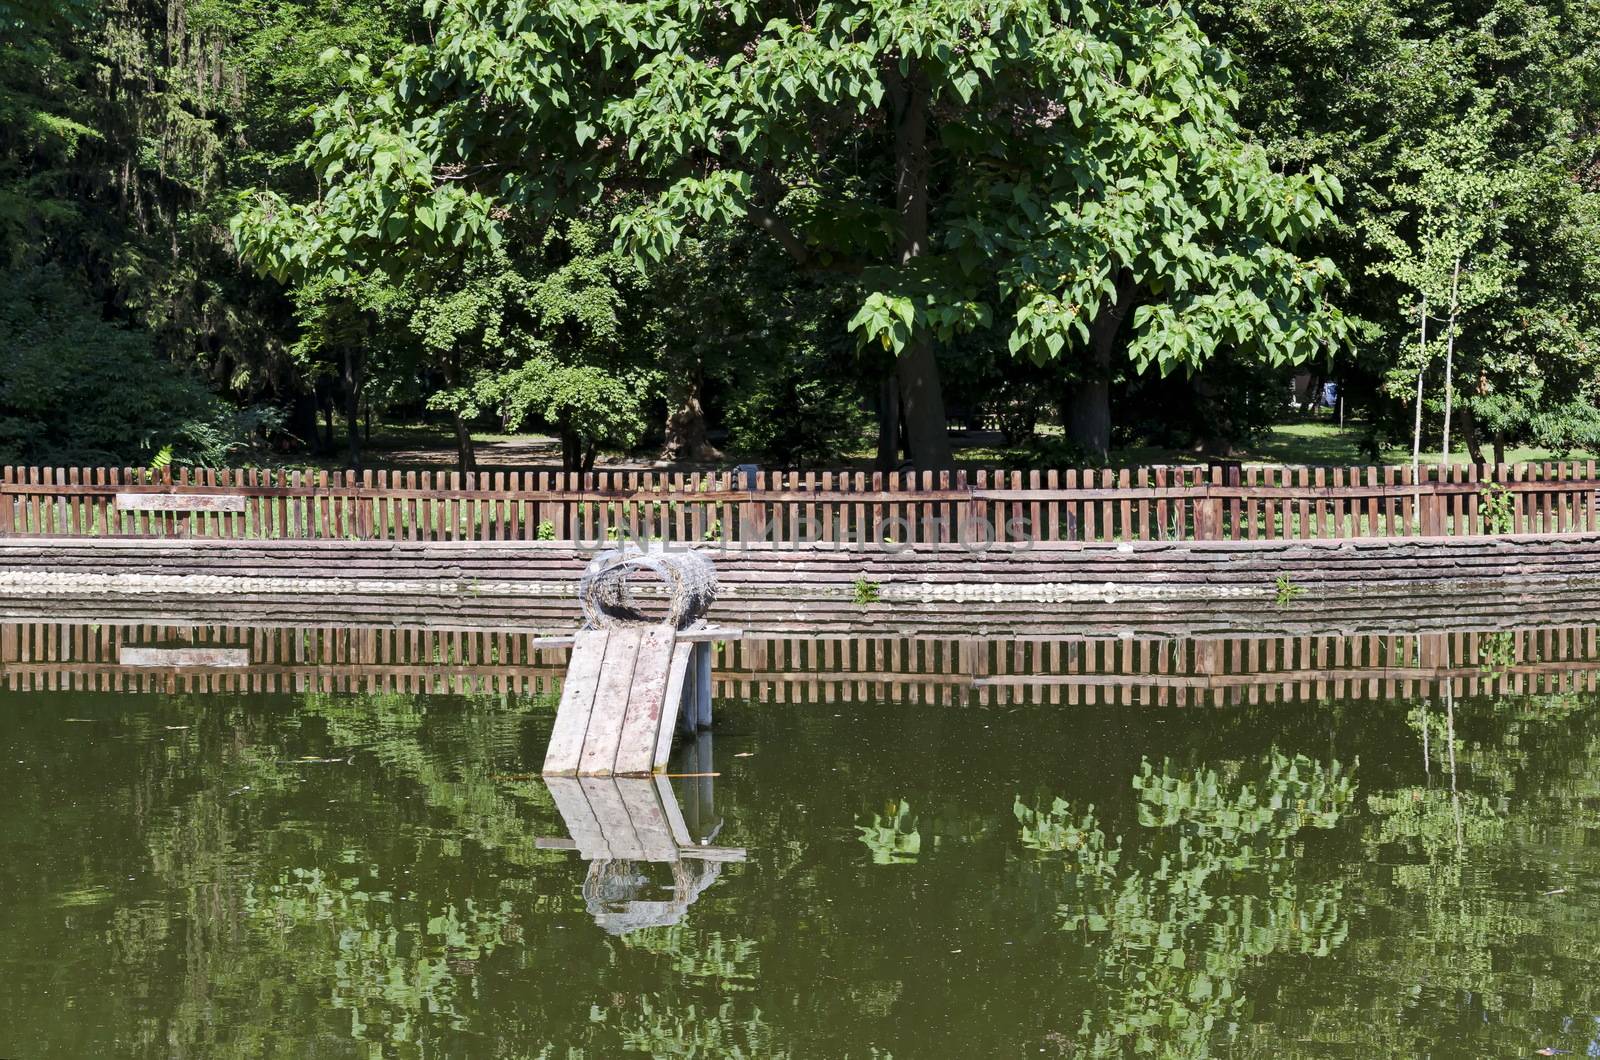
[938,417,1597,470]
[1221,419,1595,469]
[235,415,1597,474]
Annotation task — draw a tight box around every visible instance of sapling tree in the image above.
[1367,108,1515,477]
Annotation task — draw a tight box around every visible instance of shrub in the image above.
[0,267,256,466]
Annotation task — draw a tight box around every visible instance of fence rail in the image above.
[3,462,1599,544]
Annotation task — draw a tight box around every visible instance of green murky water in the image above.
[4,652,1600,1058]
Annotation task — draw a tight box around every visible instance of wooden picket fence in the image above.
[2,462,1599,544]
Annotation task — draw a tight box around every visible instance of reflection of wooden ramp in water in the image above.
[539,768,744,935]
[541,625,723,776]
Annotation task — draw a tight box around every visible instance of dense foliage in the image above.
[0,267,247,464]
[5,0,1600,468]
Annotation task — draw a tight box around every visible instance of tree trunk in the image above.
[1065,272,1137,460]
[1461,405,1485,465]
[1192,373,1232,457]
[342,345,363,471]
[664,366,722,462]
[1065,371,1111,459]
[1493,433,1507,466]
[875,375,901,470]
[289,392,321,454]
[896,339,949,469]
[320,397,335,454]
[889,65,953,469]
[447,349,477,473]
[558,410,583,473]
[451,411,476,473]
[1411,296,1428,483]
[1440,258,1461,468]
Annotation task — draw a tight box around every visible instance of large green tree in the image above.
[234,0,1349,467]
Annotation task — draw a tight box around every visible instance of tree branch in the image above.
[746,201,811,264]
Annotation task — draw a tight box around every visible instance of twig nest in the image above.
[577,544,719,630]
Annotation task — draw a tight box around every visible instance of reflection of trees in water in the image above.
[855,799,924,864]
[31,678,1600,1059]
[618,998,797,1058]
[1017,753,1356,1057]
[244,867,520,1044]
[108,690,562,1054]
[115,689,781,1057]
[622,926,761,992]
[1304,689,1600,1057]
[615,996,896,1059]
[294,690,562,859]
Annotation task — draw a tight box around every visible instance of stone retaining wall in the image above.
[5,584,1600,642]
[2,532,1599,638]
[9,531,1600,589]
[4,532,1600,595]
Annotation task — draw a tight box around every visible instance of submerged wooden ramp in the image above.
[541,624,724,776]
[538,770,745,934]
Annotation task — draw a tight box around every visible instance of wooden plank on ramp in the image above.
[654,641,696,772]
[577,628,646,775]
[613,625,678,775]
[542,630,609,775]
[546,623,730,777]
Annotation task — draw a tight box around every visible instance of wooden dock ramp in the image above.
[542,624,726,776]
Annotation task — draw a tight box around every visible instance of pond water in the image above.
[3,634,1600,1058]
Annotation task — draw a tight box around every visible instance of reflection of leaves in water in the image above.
[54,885,114,908]
[1367,786,1503,853]
[619,998,794,1058]
[244,866,518,1046]
[855,799,923,865]
[1329,692,1600,1054]
[1478,630,1518,677]
[1016,799,1118,859]
[1018,753,1356,1058]
[623,926,761,992]
[109,688,582,1056]
[294,692,560,863]
[617,992,898,1059]
[1133,752,1354,838]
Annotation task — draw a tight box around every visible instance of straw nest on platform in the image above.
[577,545,718,630]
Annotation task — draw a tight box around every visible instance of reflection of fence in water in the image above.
[4,621,1600,706]
[0,622,569,696]
[712,629,1600,706]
